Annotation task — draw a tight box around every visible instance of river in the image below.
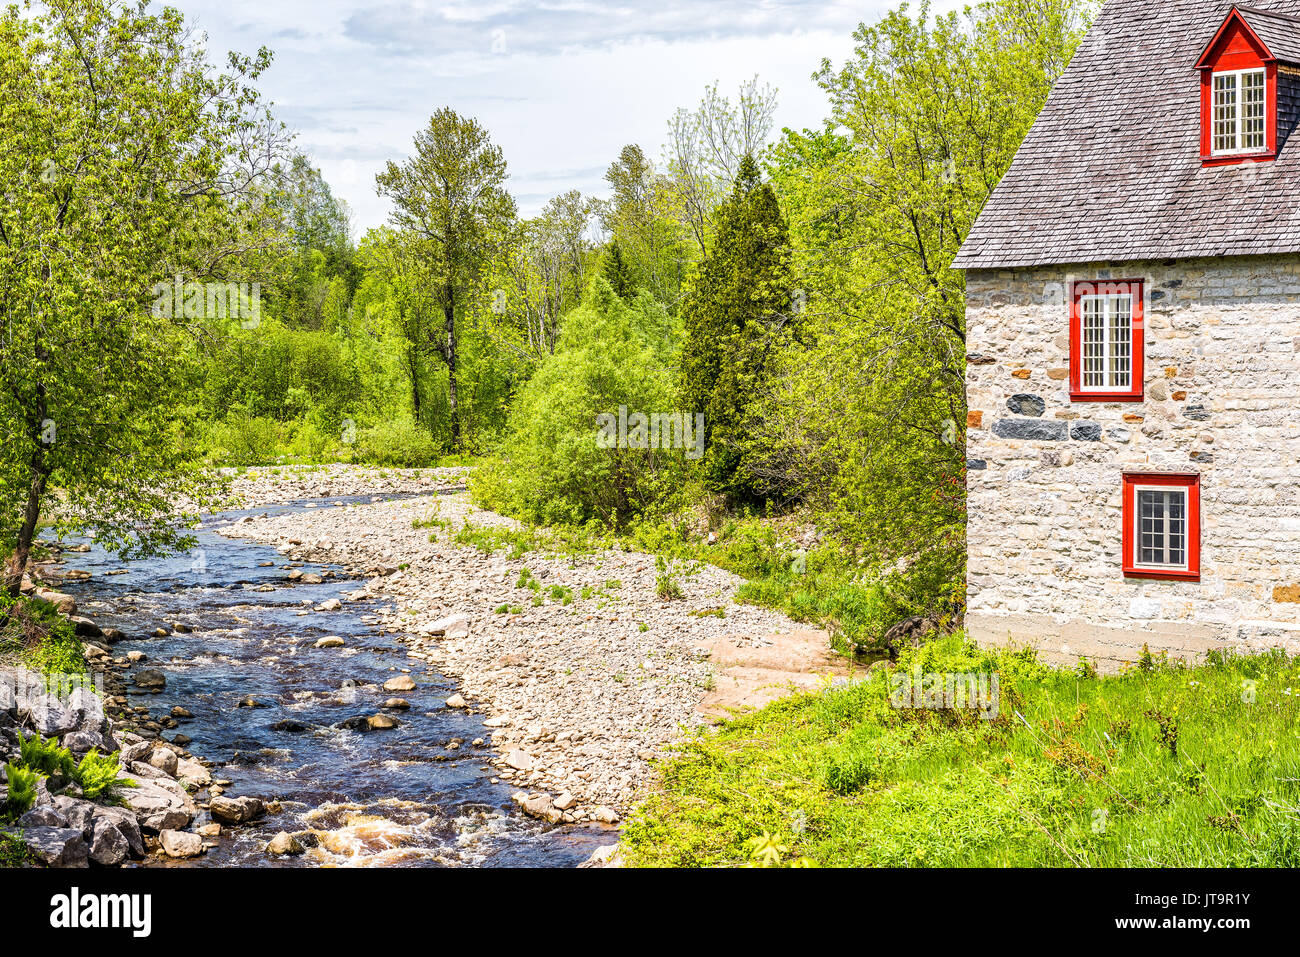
[47,494,608,867]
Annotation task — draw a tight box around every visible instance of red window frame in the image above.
[1069,279,1144,402]
[1195,9,1279,166]
[1122,473,1201,582]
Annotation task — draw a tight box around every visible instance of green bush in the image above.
[354,416,439,467]
[472,278,690,527]
[18,732,76,778]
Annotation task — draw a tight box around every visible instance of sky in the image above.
[171,0,964,235]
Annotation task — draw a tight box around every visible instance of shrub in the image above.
[473,278,690,527]
[354,416,439,467]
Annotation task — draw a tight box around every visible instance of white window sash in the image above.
[1133,485,1190,572]
[1079,293,1133,391]
[1211,68,1266,156]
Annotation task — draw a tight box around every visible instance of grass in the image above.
[621,635,1300,867]
[0,833,37,867]
[0,596,87,676]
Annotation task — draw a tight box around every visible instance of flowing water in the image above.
[47,495,608,867]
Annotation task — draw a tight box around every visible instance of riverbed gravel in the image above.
[220,466,822,823]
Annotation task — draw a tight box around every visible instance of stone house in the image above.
[954,0,1300,669]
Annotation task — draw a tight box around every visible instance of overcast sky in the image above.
[171,0,964,235]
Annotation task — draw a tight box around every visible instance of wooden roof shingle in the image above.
[953,0,1300,270]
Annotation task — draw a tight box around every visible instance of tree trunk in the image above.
[407,346,422,425]
[5,434,50,599]
[443,283,460,449]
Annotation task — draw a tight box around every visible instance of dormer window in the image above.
[1211,67,1267,154]
[1195,6,1300,166]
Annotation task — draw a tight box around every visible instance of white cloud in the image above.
[169,0,963,233]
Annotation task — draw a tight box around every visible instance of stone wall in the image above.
[965,254,1300,670]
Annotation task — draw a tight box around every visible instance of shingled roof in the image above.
[954,0,1300,270]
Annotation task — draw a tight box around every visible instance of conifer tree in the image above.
[678,155,796,497]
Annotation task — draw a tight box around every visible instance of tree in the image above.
[667,77,779,253]
[745,0,1094,613]
[0,0,284,595]
[678,156,796,498]
[376,109,516,448]
[598,145,689,304]
[601,241,637,300]
[479,190,596,364]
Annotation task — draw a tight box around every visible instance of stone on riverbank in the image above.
[160,829,203,858]
[266,831,305,856]
[383,675,416,692]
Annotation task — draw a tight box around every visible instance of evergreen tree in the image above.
[678,155,796,497]
[601,241,637,300]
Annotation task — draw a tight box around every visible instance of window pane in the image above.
[1137,488,1187,567]
[1214,73,1238,152]
[1108,295,1131,388]
[1083,297,1105,388]
[1242,70,1266,150]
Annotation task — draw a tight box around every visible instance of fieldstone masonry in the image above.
[966,254,1300,670]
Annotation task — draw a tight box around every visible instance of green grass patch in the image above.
[622,636,1300,867]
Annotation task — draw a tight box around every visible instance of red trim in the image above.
[1122,473,1201,582]
[1069,280,1144,402]
[1197,9,1278,165]
[1194,7,1275,70]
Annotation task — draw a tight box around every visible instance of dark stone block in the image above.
[1006,394,1046,417]
[1070,422,1103,441]
[992,418,1068,441]
[966,459,987,471]
[1184,404,1211,421]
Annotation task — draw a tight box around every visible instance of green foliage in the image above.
[74,750,132,802]
[624,639,1300,867]
[678,156,797,497]
[18,732,75,778]
[2,763,38,822]
[472,277,691,526]
[0,596,86,675]
[743,0,1096,618]
[354,417,440,467]
[0,0,283,590]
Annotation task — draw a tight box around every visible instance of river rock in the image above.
[445,693,468,709]
[208,795,265,826]
[89,817,132,866]
[271,719,309,732]
[18,805,69,828]
[592,806,621,824]
[314,598,342,612]
[366,714,398,730]
[148,748,179,776]
[60,730,103,753]
[91,806,144,857]
[554,793,577,811]
[34,589,77,614]
[134,669,166,690]
[123,778,194,832]
[176,759,211,788]
[504,750,534,772]
[10,826,88,867]
[383,675,416,692]
[266,831,304,856]
[69,616,102,638]
[314,636,345,648]
[383,698,409,710]
[425,613,470,638]
[160,829,203,858]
